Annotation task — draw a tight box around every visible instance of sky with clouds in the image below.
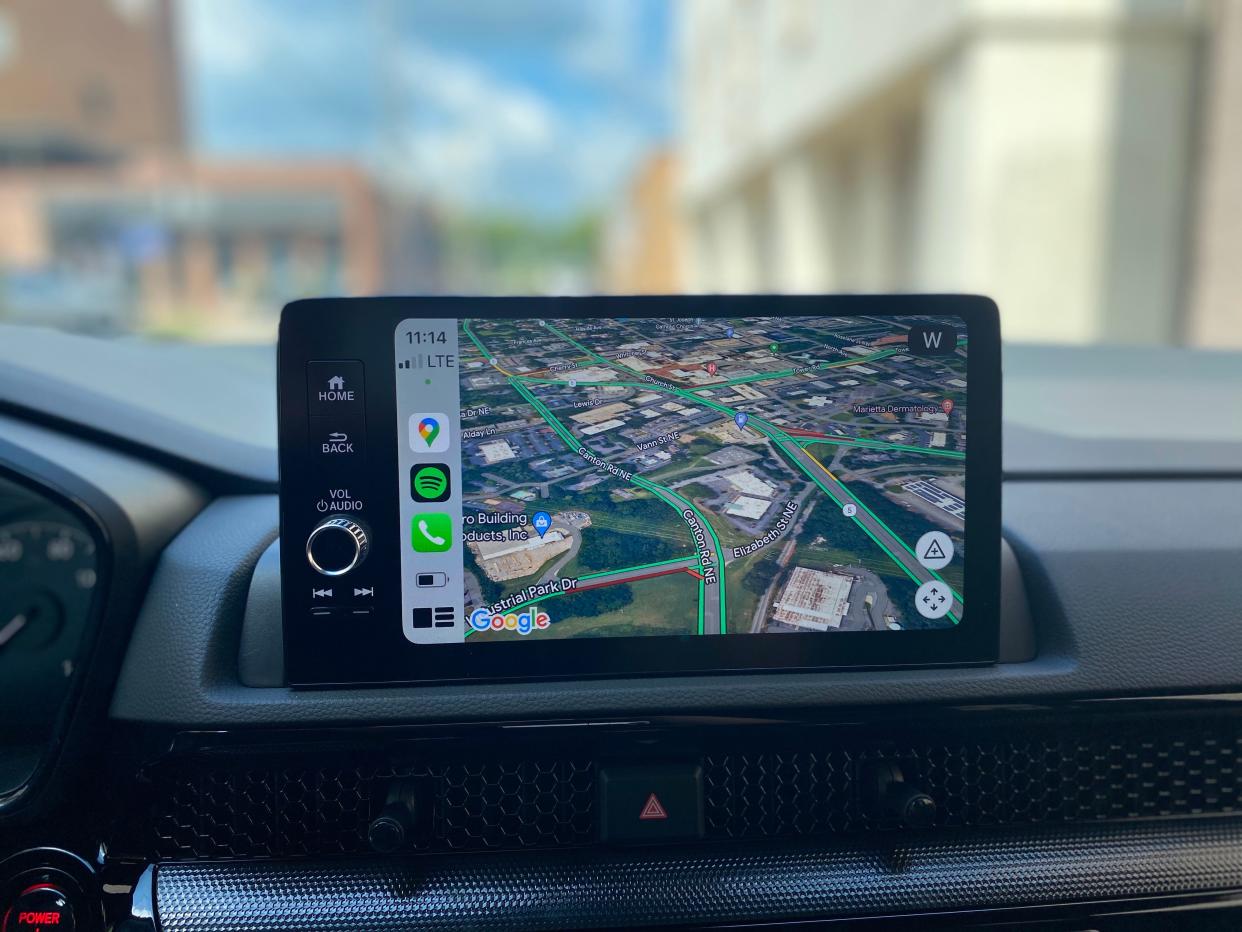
[179,0,672,219]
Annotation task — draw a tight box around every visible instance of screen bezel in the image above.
[278,295,1001,687]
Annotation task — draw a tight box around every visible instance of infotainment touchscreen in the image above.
[278,296,1001,686]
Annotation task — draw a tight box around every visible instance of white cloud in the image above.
[183,0,373,84]
[402,46,555,151]
[563,0,671,115]
[181,0,271,78]
[180,0,669,216]
[565,1,637,84]
[382,44,558,205]
[386,43,650,216]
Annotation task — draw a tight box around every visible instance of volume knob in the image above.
[307,516,369,576]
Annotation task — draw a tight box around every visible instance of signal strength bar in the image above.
[398,360,411,369]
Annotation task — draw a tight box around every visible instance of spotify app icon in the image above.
[410,463,452,503]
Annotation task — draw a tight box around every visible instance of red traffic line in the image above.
[575,565,696,592]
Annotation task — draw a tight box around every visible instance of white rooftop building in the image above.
[723,468,778,498]
[479,439,517,464]
[773,567,854,631]
[725,495,773,520]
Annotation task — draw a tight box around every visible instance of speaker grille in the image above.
[704,727,1242,839]
[120,716,1242,861]
[143,757,596,860]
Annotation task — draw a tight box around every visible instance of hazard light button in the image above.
[599,763,704,843]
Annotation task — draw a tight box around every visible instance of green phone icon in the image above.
[410,512,453,553]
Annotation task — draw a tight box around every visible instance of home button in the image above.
[307,360,365,415]
[599,763,703,843]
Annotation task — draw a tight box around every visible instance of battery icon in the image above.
[416,572,447,588]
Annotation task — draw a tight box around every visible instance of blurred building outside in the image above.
[3,0,1239,347]
[1186,0,1242,348]
[0,0,438,340]
[600,149,685,294]
[0,157,417,338]
[676,0,1242,348]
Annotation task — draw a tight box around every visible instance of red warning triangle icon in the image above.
[639,792,668,821]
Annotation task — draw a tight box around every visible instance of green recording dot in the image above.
[424,378,432,385]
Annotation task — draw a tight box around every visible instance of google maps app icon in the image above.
[409,412,451,452]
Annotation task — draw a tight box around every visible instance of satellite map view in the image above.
[457,315,966,640]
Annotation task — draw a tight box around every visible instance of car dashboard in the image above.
[1,330,1241,931]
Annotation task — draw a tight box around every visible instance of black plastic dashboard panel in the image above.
[149,818,1242,930]
[234,534,1035,689]
[111,478,1242,726]
[5,324,1240,488]
[0,324,277,488]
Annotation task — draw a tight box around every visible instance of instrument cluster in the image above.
[0,475,102,801]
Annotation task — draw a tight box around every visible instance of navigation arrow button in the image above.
[914,580,953,620]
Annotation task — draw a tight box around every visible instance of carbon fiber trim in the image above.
[154,817,1242,930]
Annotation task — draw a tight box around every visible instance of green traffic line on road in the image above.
[520,358,959,614]
[739,412,962,617]
[757,428,961,624]
[543,321,645,376]
[634,475,728,634]
[480,320,962,626]
[463,588,563,638]
[796,436,966,460]
[519,376,652,390]
[696,577,705,635]
[511,379,581,447]
[510,376,712,632]
[464,555,701,640]
[684,348,900,391]
[461,318,491,360]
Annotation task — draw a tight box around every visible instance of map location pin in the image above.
[532,511,551,538]
[941,398,954,415]
[725,327,735,338]
[418,417,440,447]
[734,412,748,430]
[706,362,718,376]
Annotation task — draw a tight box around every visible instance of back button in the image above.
[309,415,366,465]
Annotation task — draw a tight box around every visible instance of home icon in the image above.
[327,375,345,391]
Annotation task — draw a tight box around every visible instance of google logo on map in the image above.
[469,608,551,635]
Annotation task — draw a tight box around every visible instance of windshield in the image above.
[0,0,1237,349]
